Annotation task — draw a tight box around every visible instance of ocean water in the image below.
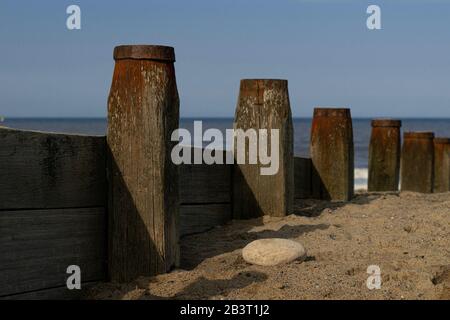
[3,118,450,190]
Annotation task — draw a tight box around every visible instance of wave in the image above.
[355,168,368,190]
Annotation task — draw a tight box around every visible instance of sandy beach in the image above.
[88,191,450,300]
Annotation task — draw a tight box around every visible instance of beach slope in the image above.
[89,192,450,300]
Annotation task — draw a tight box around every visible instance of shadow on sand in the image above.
[180,192,387,270]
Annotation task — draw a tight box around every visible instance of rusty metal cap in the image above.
[433,137,450,144]
[113,45,175,62]
[313,107,351,118]
[371,119,402,128]
[404,131,434,139]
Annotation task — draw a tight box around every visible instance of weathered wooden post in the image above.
[233,79,294,219]
[400,132,434,193]
[107,45,179,282]
[433,137,450,193]
[368,119,402,192]
[310,108,354,201]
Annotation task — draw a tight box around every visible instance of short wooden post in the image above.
[310,108,354,201]
[400,132,434,193]
[107,45,180,282]
[233,79,294,219]
[368,119,402,192]
[433,137,450,193]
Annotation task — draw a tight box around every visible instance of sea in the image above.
[3,118,450,190]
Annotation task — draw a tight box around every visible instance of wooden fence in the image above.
[0,126,312,299]
[0,127,107,299]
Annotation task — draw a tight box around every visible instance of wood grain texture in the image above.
[0,127,106,210]
[368,121,401,192]
[310,108,354,201]
[294,157,312,199]
[0,208,106,297]
[401,132,435,193]
[180,204,231,236]
[233,79,294,219]
[433,139,450,193]
[1,282,98,300]
[107,52,180,282]
[180,163,232,204]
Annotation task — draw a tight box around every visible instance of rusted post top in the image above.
[313,107,351,118]
[371,119,402,127]
[238,79,288,106]
[240,79,287,84]
[113,45,175,62]
[433,137,450,144]
[404,131,434,140]
[239,79,288,92]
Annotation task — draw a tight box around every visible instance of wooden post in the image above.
[433,137,450,193]
[368,119,402,192]
[400,132,434,193]
[233,79,294,219]
[107,45,179,282]
[310,108,354,201]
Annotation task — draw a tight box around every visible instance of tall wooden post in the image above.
[107,45,179,282]
[310,108,354,201]
[433,137,450,193]
[233,79,294,219]
[400,132,434,193]
[368,119,402,192]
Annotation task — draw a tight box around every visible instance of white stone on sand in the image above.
[242,238,307,266]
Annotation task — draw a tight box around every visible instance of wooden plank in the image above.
[180,163,232,204]
[0,127,106,210]
[0,207,106,297]
[294,157,312,199]
[180,204,231,237]
[1,282,98,300]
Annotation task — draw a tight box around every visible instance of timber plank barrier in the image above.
[294,157,312,199]
[179,148,233,236]
[0,127,107,299]
[0,128,234,299]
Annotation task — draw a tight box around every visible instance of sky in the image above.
[0,0,449,118]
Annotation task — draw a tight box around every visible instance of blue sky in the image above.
[0,0,449,118]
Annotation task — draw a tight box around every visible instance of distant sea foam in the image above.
[355,168,368,191]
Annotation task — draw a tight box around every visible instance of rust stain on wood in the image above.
[401,132,435,193]
[107,45,179,282]
[368,119,402,192]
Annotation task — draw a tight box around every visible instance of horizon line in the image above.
[3,116,450,120]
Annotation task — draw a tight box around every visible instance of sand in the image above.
[88,191,450,300]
